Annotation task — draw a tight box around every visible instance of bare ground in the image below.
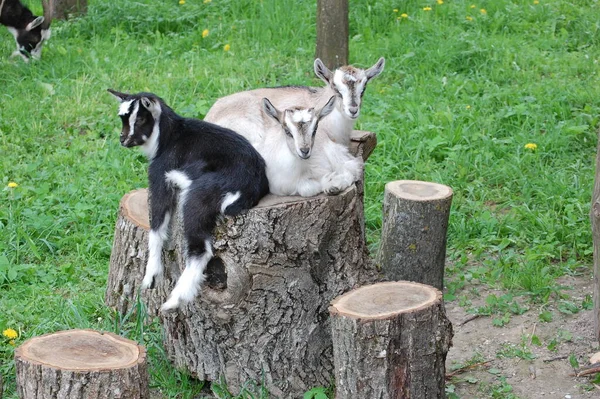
[446,273,600,398]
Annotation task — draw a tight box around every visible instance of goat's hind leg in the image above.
[161,188,217,312]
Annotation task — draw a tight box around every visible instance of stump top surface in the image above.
[122,189,150,230]
[330,281,442,320]
[15,329,144,371]
[387,180,453,201]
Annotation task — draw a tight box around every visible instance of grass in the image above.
[1,0,600,397]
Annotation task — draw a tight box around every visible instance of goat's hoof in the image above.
[160,299,180,313]
[141,275,156,290]
[326,187,342,195]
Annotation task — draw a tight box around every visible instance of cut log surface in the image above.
[376,180,453,290]
[329,281,453,399]
[14,329,149,399]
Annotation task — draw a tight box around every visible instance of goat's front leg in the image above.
[321,170,354,195]
[141,185,174,289]
[297,178,323,197]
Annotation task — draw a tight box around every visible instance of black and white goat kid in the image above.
[0,0,52,61]
[108,89,269,311]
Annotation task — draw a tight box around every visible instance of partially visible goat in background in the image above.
[205,57,385,149]
[108,89,269,311]
[0,0,52,61]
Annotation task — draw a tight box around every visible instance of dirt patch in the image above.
[446,274,600,398]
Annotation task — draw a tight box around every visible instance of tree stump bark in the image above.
[591,132,600,344]
[376,180,453,291]
[14,329,149,399]
[329,281,453,399]
[105,131,378,397]
[316,0,348,69]
[44,0,87,20]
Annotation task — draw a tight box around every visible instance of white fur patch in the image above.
[290,109,312,123]
[165,170,192,190]
[161,240,213,311]
[141,212,171,289]
[141,121,160,159]
[127,102,139,138]
[119,100,134,116]
[220,191,241,214]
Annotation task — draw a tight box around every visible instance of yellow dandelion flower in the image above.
[423,6,432,11]
[393,9,399,13]
[524,143,538,151]
[178,0,185,4]
[466,105,471,109]
[7,182,18,188]
[202,29,209,38]
[3,328,18,339]
[437,0,444,4]
[466,16,473,21]
[401,13,408,18]
[470,4,476,8]
[480,8,487,14]
[224,44,231,52]
[203,0,211,3]
[533,0,539,3]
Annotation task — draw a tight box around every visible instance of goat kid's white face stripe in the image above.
[128,102,140,137]
[119,100,133,116]
[290,109,312,123]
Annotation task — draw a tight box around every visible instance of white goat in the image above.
[259,96,362,197]
[204,57,385,149]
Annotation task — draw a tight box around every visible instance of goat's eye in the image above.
[284,128,293,137]
[137,117,146,125]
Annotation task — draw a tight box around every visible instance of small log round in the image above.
[329,281,453,399]
[15,329,149,399]
[376,180,453,290]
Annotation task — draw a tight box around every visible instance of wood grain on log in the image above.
[15,329,148,399]
[376,180,453,290]
[329,281,453,399]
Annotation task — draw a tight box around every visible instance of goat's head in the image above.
[108,89,163,157]
[8,0,53,61]
[262,96,336,159]
[314,57,385,120]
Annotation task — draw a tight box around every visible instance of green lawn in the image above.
[1,0,599,397]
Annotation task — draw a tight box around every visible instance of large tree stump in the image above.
[14,329,149,399]
[376,180,453,290]
[329,281,453,399]
[105,131,379,397]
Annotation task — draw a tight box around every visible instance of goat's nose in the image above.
[348,107,359,117]
[300,148,310,157]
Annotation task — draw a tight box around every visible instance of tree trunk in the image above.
[46,0,87,20]
[329,281,453,399]
[105,131,378,397]
[376,180,453,291]
[14,329,149,399]
[316,0,348,69]
[591,132,600,344]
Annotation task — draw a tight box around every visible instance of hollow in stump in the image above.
[14,329,149,399]
[376,180,453,290]
[329,281,453,399]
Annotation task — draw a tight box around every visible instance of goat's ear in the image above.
[318,96,336,120]
[26,17,45,31]
[107,89,128,102]
[140,97,156,110]
[262,98,282,124]
[314,58,333,85]
[366,57,385,81]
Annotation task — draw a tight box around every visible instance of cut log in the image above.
[14,329,149,399]
[376,180,453,290]
[105,132,379,397]
[329,281,453,399]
